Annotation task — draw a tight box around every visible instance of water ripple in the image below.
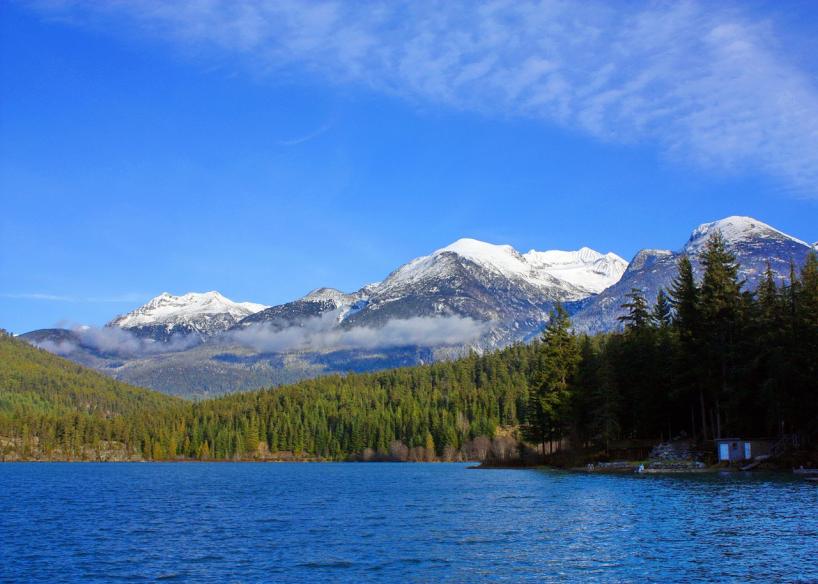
[1,463,816,583]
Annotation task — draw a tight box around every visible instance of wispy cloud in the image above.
[25,0,818,194]
[277,122,333,146]
[2,292,75,302]
[1,292,148,303]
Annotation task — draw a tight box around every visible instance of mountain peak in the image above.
[438,237,528,269]
[523,248,628,294]
[381,237,627,299]
[685,216,807,251]
[110,291,267,331]
[302,287,347,302]
[440,238,523,263]
[627,249,674,272]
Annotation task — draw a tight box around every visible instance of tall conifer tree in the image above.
[523,303,580,455]
[669,255,707,439]
[652,288,673,328]
[619,288,650,331]
[699,231,743,438]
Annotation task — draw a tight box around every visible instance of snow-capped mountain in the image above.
[572,216,813,334]
[334,238,625,348]
[376,238,626,298]
[684,216,809,253]
[523,247,627,295]
[233,238,626,350]
[240,239,625,331]
[239,286,371,330]
[109,291,267,341]
[21,216,812,398]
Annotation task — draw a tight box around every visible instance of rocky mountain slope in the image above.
[109,291,267,341]
[19,217,813,397]
[240,238,626,349]
[238,286,373,330]
[571,216,814,333]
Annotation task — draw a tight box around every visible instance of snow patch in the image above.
[383,237,627,296]
[685,216,808,251]
[110,291,267,329]
[524,247,627,294]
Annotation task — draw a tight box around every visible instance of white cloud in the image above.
[1,292,148,303]
[229,311,488,353]
[35,339,79,356]
[33,324,200,356]
[1,292,75,301]
[26,0,818,194]
[34,313,487,356]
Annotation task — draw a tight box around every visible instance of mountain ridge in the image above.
[109,291,267,341]
[18,216,814,397]
[571,216,814,333]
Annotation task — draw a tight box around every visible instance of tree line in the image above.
[1,233,816,462]
[524,233,818,456]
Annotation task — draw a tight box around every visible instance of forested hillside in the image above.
[0,332,181,416]
[0,333,185,460]
[524,235,818,456]
[2,237,817,463]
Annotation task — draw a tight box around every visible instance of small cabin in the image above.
[715,438,773,462]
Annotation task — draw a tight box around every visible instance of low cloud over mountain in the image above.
[20,217,815,397]
[229,312,488,353]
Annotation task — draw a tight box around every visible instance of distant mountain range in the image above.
[571,216,814,333]
[20,216,814,398]
[109,291,267,341]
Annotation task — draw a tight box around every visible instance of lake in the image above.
[1,463,816,583]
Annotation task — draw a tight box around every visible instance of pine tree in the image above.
[618,288,650,331]
[591,350,620,454]
[670,255,699,340]
[245,416,260,455]
[523,304,580,455]
[651,288,672,328]
[424,431,436,461]
[799,252,818,329]
[699,231,743,439]
[757,263,779,321]
[668,254,708,439]
[794,252,818,437]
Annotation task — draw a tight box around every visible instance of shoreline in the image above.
[0,457,479,464]
[2,459,814,478]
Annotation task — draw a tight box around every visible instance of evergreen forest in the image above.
[2,234,816,462]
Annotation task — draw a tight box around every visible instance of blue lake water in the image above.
[1,463,817,583]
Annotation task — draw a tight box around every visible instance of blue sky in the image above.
[2,0,817,333]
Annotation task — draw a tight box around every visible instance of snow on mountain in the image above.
[379,238,523,290]
[684,216,808,252]
[300,286,373,308]
[336,238,628,351]
[243,237,627,343]
[524,247,627,294]
[301,287,355,304]
[572,216,813,334]
[380,238,626,299]
[109,291,267,340]
[299,286,371,320]
[238,285,374,329]
[25,216,812,397]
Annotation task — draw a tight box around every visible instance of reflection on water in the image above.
[1,463,816,582]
